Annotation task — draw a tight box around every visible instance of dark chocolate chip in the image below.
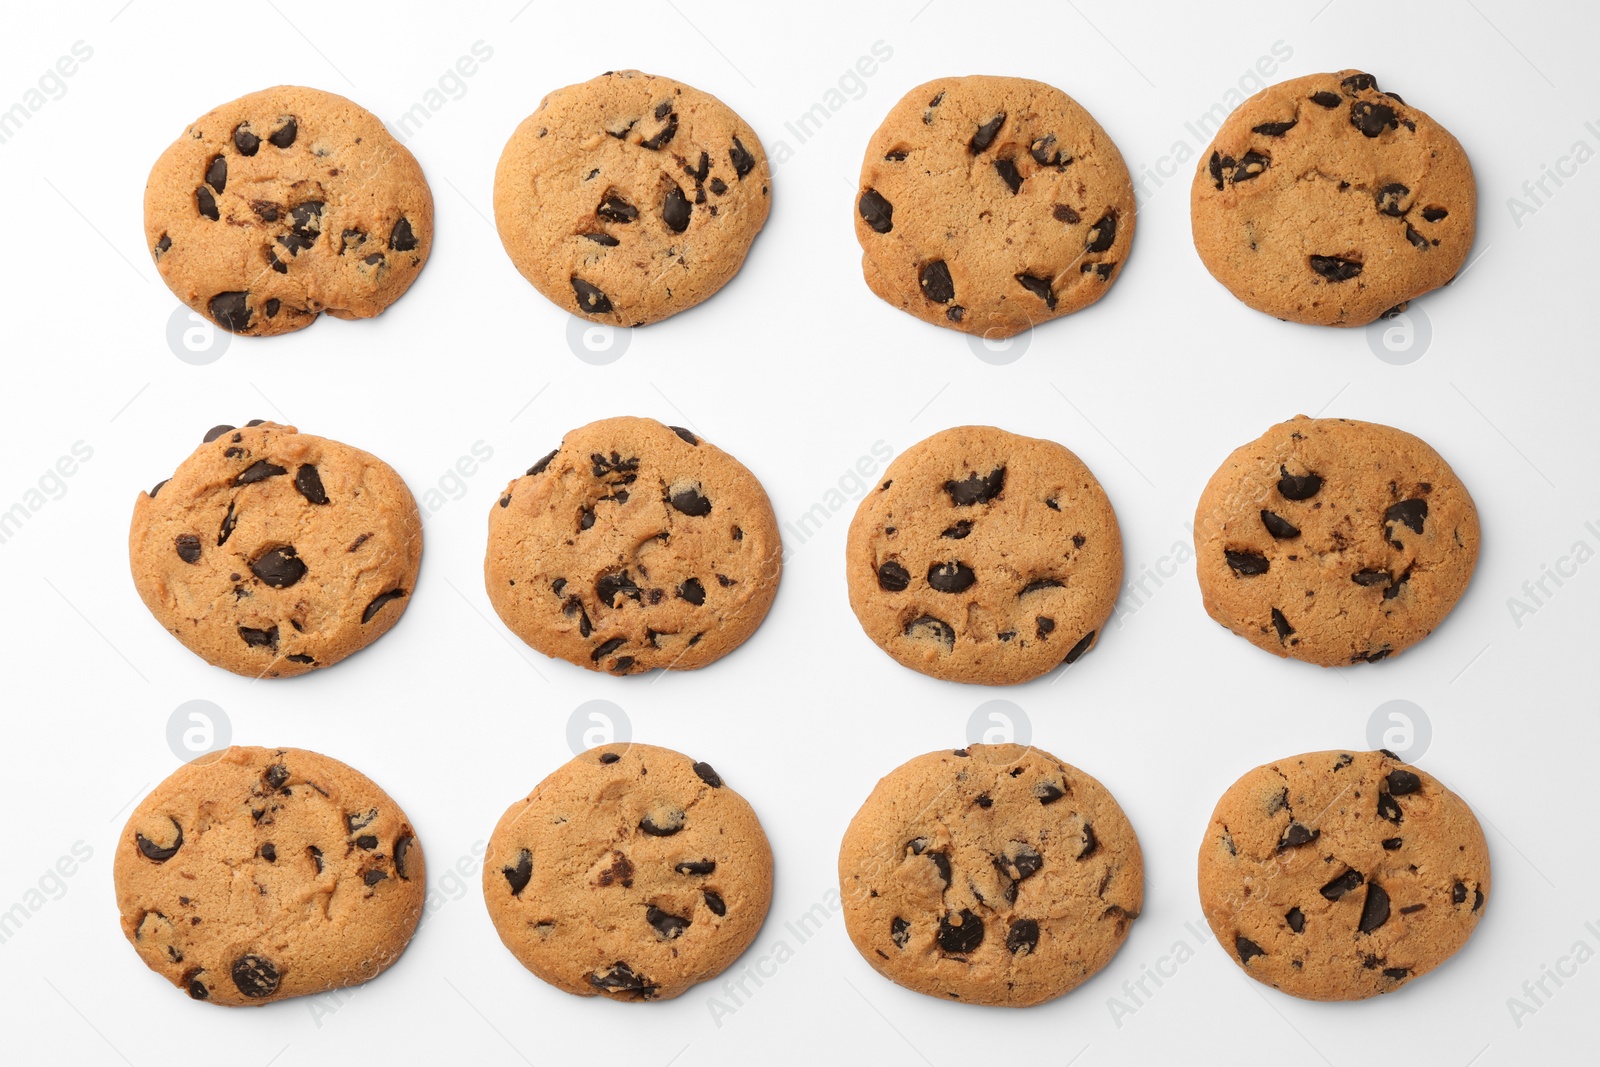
[1053,203,1080,224]
[294,465,328,505]
[1064,630,1095,664]
[858,188,893,233]
[1421,206,1449,222]
[677,577,706,605]
[702,890,727,916]
[503,849,532,895]
[264,298,280,317]
[218,503,238,545]
[1279,822,1320,849]
[937,909,984,954]
[136,817,184,862]
[1226,550,1270,576]
[693,761,723,788]
[596,571,641,608]
[877,561,910,592]
[920,260,955,304]
[1350,100,1398,138]
[1375,183,1410,217]
[1406,223,1429,249]
[969,113,1006,154]
[904,614,955,651]
[1277,465,1323,500]
[669,426,699,446]
[582,232,619,246]
[1352,569,1392,587]
[1006,918,1040,955]
[945,467,1004,506]
[1020,578,1062,596]
[1342,72,1379,93]
[250,546,305,588]
[729,137,756,178]
[1236,936,1267,964]
[1015,273,1057,309]
[1386,770,1422,796]
[927,561,975,593]
[590,637,627,662]
[995,157,1022,194]
[1286,907,1306,933]
[1321,868,1364,900]
[1358,882,1391,933]
[175,534,202,564]
[362,589,405,623]
[1035,782,1065,805]
[1271,608,1294,643]
[646,905,689,940]
[597,195,638,223]
[1309,254,1363,281]
[210,292,251,331]
[571,277,612,314]
[891,917,911,948]
[233,124,260,155]
[205,155,227,194]
[231,954,280,998]
[669,486,712,516]
[238,625,278,650]
[1385,499,1428,537]
[640,810,685,836]
[1252,119,1298,136]
[236,459,287,485]
[355,835,377,850]
[1260,510,1301,539]
[1078,823,1099,859]
[1230,151,1269,183]
[389,218,418,252]
[590,962,656,997]
[528,449,558,476]
[155,234,171,255]
[196,185,219,221]
[639,112,678,150]
[662,182,691,233]
[267,118,298,149]
[394,835,413,879]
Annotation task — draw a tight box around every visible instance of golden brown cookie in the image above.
[494,70,770,326]
[1198,749,1489,1000]
[483,744,772,1000]
[129,421,422,678]
[855,75,1135,339]
[114,746,424,1006]
[485,417,780,674]
[1190,70,1475,326]
[845,426,1121,684]
[839,744,1142,1006]
[1194,415,1479,666]
[145,85,433,336]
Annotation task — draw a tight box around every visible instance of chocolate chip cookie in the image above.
[1190,70,1475,326]
[845,426,1121,685]
[855,76,1135,339]
[114,746,425,1006]
[485,417,780,674]
[145,85,433,336]
[1194,416,1479,667]
[494,70,770,326]
[839,744,1142,1006]
[130,421,422,677]
[1198,749,1489,1000]
[483,744,772,1000]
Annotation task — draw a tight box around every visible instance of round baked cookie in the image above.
[494,70,770,326]
[854,75,1134,339]
[145,85,433,336]
[1194,415,1479,667]
[1198,749,1489,1001]
[845,426,1121,685]
[114,746,425,1006]
[483,744,772,1001]
[839,744,1142,1006]
[130,421,422,678]
[1190,70,1475,327]
[485,417,780,674]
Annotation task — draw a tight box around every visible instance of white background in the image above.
[1,1,1596,1064]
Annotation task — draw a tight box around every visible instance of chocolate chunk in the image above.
[693,761,723,788]
[136,817,184,862]
[1035,616,1055,639]
[204,154,228,194]
[1350,100,1398,138]
[1252,119,1298,136]
[267,118,297,149]
[858,188,893,233]
[1321,869,1364,900]
[969,113,1006,154]
[1352,569,1393,587]
[591,637,626,662]
[1358,882,1391,933]
[590,962,656,997]
[1386,769,1421,796]
[1006,918,1040,955]
[362,589,405,624]
[1225,550,1270,576]
[1020,578,1062,596]
[250,546,306,588]
[646,905,689,940]
[1035,782,1065,805]
[927,561,975,593]
[150,479,168,498]
[196,186,219,221]
[1309,254,1363,281]
[995,157,1023,194]
[1260,510,1301,539]
[1015,273,1057,309]
[937,909,984,954]
[997,842,1043,882]
[528,449,558,476]
[1342,72,1379,93]
[639,112,678,151]
[155,234,171,255]
[1279,822,1319,849]
[1078,823,1098,859]
[891,917,911,948]
[704,890,727,916]
[1081,214,1120,254]
[941,520,973,540]
[1385,499,1428,536]
[1375,183,1410,217]
[389,218,418,252]
[294,465,328,505]
[571,277,612,314]
[1236,936,1266,964]
[231,955,280,998]
[210,292,251,331]
[640,810,685,836]
[1271,608,1294,643]
[669,486,712,516]
[1277,465,1323,500]
[677,577,706,605]
[597,195,638,223]
[1310,90,1341,108]
[503,849,532,895]
[1286,907,1306,933]
[729,137,756,178]
[393,835,413,879]
[904,614,955,651]
[1230,151,1269,183]
[596,571,641,608]
[218,503,238,546]
[1208,151,1225,190]
[264,299,280,317]
[582,232,619,246]
[928,850,952,886]
[363,868,387,887]
[1405,223,1429,249]
[877,561,910,592]
[662,182,691,233]
[233,124,260,155]
[1053,203,1080,224]
[1064,631,1095,664]
[920,260,955,304]
[174,534,202,564]
[236,459,287,484]
[945,467,1004,506]
[238,625,278,650]
[355,835,377,850]
[1421,206,1449,222]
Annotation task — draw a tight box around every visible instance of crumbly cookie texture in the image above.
[494,70,770,326]
[839,744,1142,1006]
[144,85,433,336]
[130,421,422,678]
[855,75,1135,339]
[114,746,424,1006]
[1191,70,1475,326]
[1199,749,1489,1000]
[483,744,772,1000]
[485,417,780,674]
[1194,415,1478,667]
[846,425,1121,684]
